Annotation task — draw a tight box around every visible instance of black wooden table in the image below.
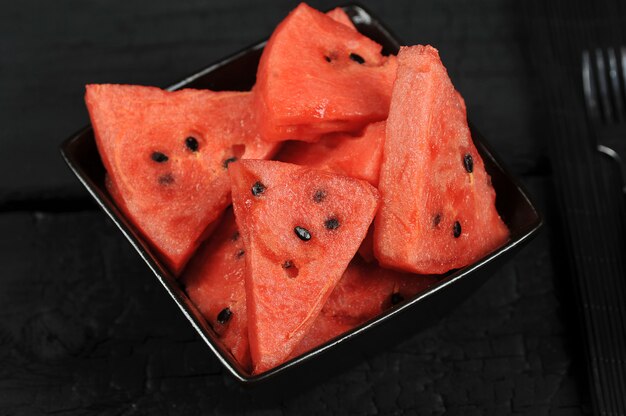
[1,0,594,414]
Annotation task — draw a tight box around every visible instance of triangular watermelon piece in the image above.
[229,160,379,373]
[181,209,251,370]
[276,121,386,186]
[374,46,509,274]
[85,84,278,275]
[254,3,397,142]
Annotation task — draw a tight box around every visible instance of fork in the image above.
[582,47,626,192]
[579,47,626,415]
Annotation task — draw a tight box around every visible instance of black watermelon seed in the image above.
[217,307,232,324]
[324,217,340,230]
[463,154,474,173]
[235,249,245,259]
[391,292,404,305]
[231,231,240,241]
[294,226,311,241]
[453,221,462,238]
[283,260,293,269]
[349,53,365,64]
[251,181,266,196]
[313,189,326,203]
[324,55,332,62]
[433,213,442,227]
[158,173,174,185]
[185,136,199,152]
[223,157,237,168]
[151,152,168,163]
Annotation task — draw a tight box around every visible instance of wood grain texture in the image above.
[0,178,587,415]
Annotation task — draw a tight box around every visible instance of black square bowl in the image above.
[60,4,542,385]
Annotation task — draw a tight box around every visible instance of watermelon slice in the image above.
[374,46,509,274]
[276,121,386,186]
[322,257,437,322]
[289,312,354,359]
[229,160,379,373]
[254,3,397,142]
[85,84,278,275]
[181,209,250,370]
[291,257,437,356]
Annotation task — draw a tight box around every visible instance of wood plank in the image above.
[0,177,586,414]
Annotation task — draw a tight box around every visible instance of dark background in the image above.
[0,0,592,414]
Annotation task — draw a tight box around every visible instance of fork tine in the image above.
[618,46,626,119]
[595,48,613,123]
[582,50,601,121]
[607,48,624,122]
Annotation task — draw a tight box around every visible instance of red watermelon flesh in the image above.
[289,312,354,359]
[254,3,397,142]
[181,209,251,370]
[85,84,278,275]
[276,121,385,187]
[374,46,509,274]
[326,7,356,30]
[291,257,436,356]
[229,160,379,373]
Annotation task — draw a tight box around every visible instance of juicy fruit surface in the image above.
[289,313,354,359]
[374,46,509,274]
[291,257,437,357]
[322,256,437,322]
[254,3,397,142]
[181,210,251,370]
[276,121,386,186]
[229,160,379,373]
[85,84,277,275]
